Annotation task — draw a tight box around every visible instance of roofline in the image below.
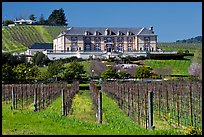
[137,27,145,35]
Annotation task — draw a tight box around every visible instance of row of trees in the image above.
[3,8,68,26]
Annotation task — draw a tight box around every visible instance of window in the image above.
[85,44,91,51]
[95,37,100,43]
[128,44,132,51]
[145,37,150,42]
[144,45,149,51]
[117,37,123,43]
[128,37,132,43]
[95,44,101,51]
[71,37,77,42]
[106,37,112,43]
[71,44,77,51]
[67,47,69,51]
[118,44,123,52]
[85,37,91,43]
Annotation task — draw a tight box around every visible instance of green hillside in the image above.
[2,25,67,53]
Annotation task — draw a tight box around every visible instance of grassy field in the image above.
[144,59,192,75]
[2,89,183,135]
[157,42,202,53]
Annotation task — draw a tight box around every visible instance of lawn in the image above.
[144,59,192,75]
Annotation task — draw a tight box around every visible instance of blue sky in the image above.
[2,2,202,42]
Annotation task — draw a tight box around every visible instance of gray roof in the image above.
[60,27,155,36]
[29,43,53,49]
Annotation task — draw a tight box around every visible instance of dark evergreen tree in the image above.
[48,8,68,26]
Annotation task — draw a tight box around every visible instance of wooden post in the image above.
[148,90,154,130]
[34,87,37,112]
[11,84,15,110]
[62,89,65,116]
[97,91,102,124]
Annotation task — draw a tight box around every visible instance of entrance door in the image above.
[107,44,112,52]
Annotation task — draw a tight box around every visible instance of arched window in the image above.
[128,44,132,51]
[117,37,123,43]
[128,37,132,43]
[85,37,91,43]
[95,37,100,43]
[145,37,150,42]
[85,44,91,51]
[106,37,112,43]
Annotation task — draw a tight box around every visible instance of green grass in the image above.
[2,90,183,135]
[144,59,192,75]
[157,42,202,54]
[69,90,96,123]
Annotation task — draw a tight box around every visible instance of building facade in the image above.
[53,26,158,53]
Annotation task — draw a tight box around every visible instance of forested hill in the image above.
[2,25,67,53]
[176,36,202,43]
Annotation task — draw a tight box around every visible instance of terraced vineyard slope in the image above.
[2,25,67,52]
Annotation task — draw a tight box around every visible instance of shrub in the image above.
[135,66,152,79]
[183,126,202,135]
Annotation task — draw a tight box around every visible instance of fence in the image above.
[101,80,202,129]
[62,81,79,116]
[2,82,65,111]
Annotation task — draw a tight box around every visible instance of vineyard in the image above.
[157,42,202,53]
[2,25,67,52]
[2,80,202,135]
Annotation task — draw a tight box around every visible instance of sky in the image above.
[2,2,202,42]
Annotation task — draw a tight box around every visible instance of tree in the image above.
[62,61,85,81]
[29,14,36,21]
[48,8,68,26]
[47,60,64,80]
[25,65,41,82]
[2,63,15,83]
[31,52,50,67]
[135,66,152,79]
[12,63,27,83]
[3,20,14,26]
[38,14,46,25]
[101,68,117,80]
[116,70,130,79]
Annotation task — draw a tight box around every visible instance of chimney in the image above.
[149,26,154,34]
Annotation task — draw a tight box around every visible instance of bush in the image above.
[135,66,152,79]
[183,126,202,135]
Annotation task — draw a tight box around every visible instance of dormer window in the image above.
[117,31,121,36]
[105,28,111,35]
[94,31,99,36]
[85,31,90,36]
[127,31,132,36]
